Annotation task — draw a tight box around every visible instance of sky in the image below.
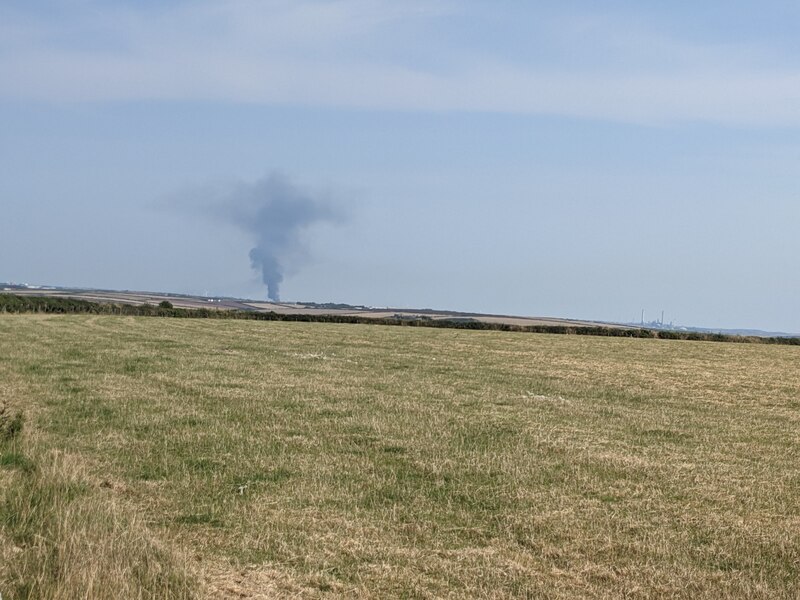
[1,0,799,332]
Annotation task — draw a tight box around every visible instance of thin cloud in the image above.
[2,1,800,126]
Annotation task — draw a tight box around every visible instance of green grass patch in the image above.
[0,451,36,473]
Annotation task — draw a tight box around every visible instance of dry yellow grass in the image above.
[1,315,799,598]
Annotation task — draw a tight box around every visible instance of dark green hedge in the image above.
[1,294,797,345]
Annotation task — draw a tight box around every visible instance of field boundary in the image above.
[1,293,798,345]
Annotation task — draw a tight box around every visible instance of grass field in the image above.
[1,315,799,598]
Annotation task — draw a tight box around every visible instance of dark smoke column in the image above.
[219,172,342,302]
[249,250,283,301]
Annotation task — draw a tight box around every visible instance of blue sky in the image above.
[1,1,799,331]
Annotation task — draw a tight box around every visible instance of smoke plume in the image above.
[215,172,343,301]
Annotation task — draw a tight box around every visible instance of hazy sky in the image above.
[2,1,799,332]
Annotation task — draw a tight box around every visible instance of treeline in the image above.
[1,293,798,346]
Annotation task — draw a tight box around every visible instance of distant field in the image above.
[1,315,799,599]
[5,288,616,329]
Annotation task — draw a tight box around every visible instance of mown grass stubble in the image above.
[0,315,798,598]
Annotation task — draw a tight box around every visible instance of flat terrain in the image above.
[5,287,617,329]
[1,315,799,598]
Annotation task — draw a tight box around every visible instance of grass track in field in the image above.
[1,314,799,598]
